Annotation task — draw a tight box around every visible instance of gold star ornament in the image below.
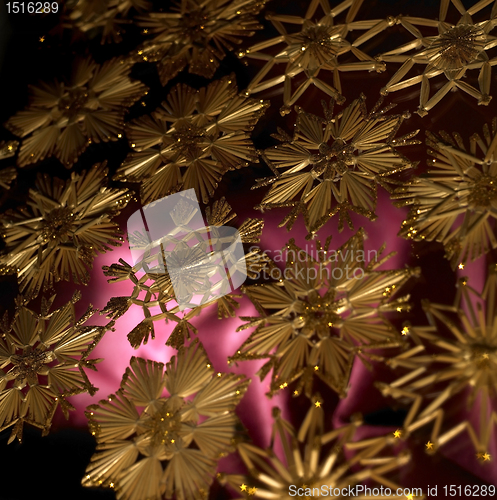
[230,230,418,398]
[5,57,147,167]
[135,0,267,85]
[394,119,497,269]
[64,0,151,43]
[241,0,393,114]
[0,292,108,443]
[255,95,419,236]
[115,76,268,205]
[101,198,268,349]
[379,0,497,115]
[376,268,497,457]
[220,403,411,499]
[0,164,131,301]
[83,339,249,500]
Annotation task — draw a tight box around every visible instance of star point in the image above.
[248,486,257,495]
[425,441,434,450]
[240,484,247,491]
[314,400,321,408]
[393,429,402,439]
[39,36,45,42]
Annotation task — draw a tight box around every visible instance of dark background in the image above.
[0,0,496,498]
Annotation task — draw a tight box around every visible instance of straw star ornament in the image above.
[65,0,151,43]
[83,340,250,500]
[255,95,419,236]
[5,57,147,167]
[135,0,267,85]
[220,402,411,499]
[379,0,497,116]
[115,76,268,205]
[0,292,108,443]
[102,198,268,349]
[240,0,392,115]
[376,269,497,457]
[394,119,497,269]
[0,164,131,301]
[230,230,417,398]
